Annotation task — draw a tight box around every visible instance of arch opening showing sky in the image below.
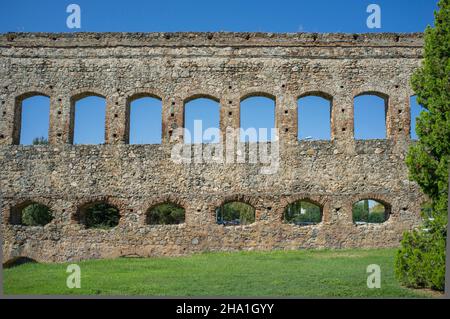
[73,96,106,145]
[240,97,275,142]
[354,95,386,140]
[184,98,220,144]
[19,95,50,145]
[298,96,331,141]
[129,97,162,144]
[5,0,436,144]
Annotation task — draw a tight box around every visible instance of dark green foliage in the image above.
[284,201,322,224]
[395,0,449,292]
[368,212,386,223]
[216,202,255,225]
[147,203,185,225]
[352,200,387,224]
[353,201,368,222]
[84,203,120,229]
[395,226,446,291]
[32,137,48,145]
[21,203,53,226]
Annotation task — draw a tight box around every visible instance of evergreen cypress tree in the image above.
[395,0,449,291]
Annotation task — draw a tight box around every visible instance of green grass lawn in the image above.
[2,248,439,297]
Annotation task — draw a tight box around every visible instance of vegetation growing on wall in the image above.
[32,137,48,145]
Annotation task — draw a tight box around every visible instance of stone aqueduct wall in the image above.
[0,32,426,262]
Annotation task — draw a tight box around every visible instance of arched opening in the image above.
[76,202,120,229]
[72,94,106,144]
[410,95,427,140]
[297,94,331,140]
[184,97,220,144]
[354,93,387,139]
[9,202,53,226]
[17,94,50,145]
[352,199,390,224]
[284,200,322,225]
[128,96,162,144]
[240,95,275,142]
[146,203,185,225]
[215,201,255,226]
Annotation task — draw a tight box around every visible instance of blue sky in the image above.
[0,0,437,33]
[3,0,434,144]
[129,98,162,144]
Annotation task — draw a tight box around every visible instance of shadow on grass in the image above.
[3,256,37,269]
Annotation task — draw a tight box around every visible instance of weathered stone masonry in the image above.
[0,32,426,262]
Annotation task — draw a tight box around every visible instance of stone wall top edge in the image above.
[0,32,424,48]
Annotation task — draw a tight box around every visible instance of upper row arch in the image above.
[297,90,333,101]
[354,90,389,101]
[240,91,276,101]
[12,88,396,105]
[124,87,164,102]
[183,93,220,104]
[15,89,51,102]
[69,88,107,103]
